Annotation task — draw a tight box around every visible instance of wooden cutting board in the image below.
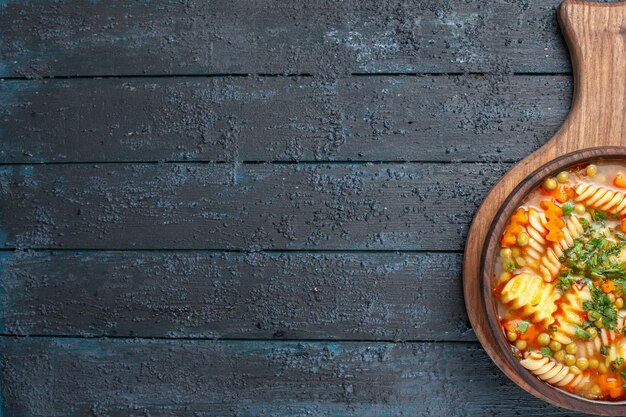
[463,0,626,414]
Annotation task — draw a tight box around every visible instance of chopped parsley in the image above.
[589,209,608,223]
[515,321,530,334]
[583,287,618,330]
[601,345,610,356]
[573,325,591,340]
[558,224,626,292]
[539,347,553,357]
[555,271,580,290]
[582,320,594,329]
[561,202,574,217]
[612,357,624,371]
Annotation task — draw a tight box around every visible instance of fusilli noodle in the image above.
[575,183,626,215]
[500,273,559,324]
[551,286,591,345]
[520,351,590,388]
[538,216,585,282]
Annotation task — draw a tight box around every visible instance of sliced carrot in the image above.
[510,208,529,226]
[503,320,520,332]
[545,227,564,243]
[501,232,516,247]
[540,200,565,243]
[601,280,616,294]
[500,208,529,247]
[540,200,564,217]
[518,323,541,341]
[545,212,565,242]
[621,218,626,233]
[552,184,569,203]
[598,374,624,399]
[615,172,626,189]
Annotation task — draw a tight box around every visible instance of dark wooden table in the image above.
[0,1,598,415]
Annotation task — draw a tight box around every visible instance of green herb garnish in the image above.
[601,345,610,356]
[562,202,574,217]
[556,271,580,290]
[539,347,553,357]
[515,321,530,334]
[589,209,608,223]
[583,287,618,330]
[574,325,592,340]
[558,223,626,294]
[612,357,624,371]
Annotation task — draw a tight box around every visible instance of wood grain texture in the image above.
[0,162,509,250]
[0,337,590,417]
[0,251,472,340]
[0,0,569,77]
[464,1,626,414]
[0,75,571,163]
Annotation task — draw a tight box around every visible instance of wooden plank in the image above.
[0,338,588,416]
[0,0,569,77]
[0,75,571,163]
[0,251,472,341]
[0,162,508,250]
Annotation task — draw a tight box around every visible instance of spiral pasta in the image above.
[538,216,585,282]
[575,183,626,215]
[524,209,549,266]
[500,273,559,324]
[551,286,591,345]
[520,352,590,389]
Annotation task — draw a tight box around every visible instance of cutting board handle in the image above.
[555,0,626,151]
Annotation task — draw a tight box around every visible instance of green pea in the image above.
[549,340,562,352]
[516,232,529,247]
[537,333,551,346]
[543,177,557,190]
[586,164,598,177]
[553,350,566,362]
[557,171,569,183]
[576,358,589,371]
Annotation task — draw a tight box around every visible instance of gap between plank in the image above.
[0,71,572,81]
[0,160,518,166]
[0,248,464,254]
[0,333,477,343]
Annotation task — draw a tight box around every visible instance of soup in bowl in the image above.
[493,160,626,401]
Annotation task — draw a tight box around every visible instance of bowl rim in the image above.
[480,146,626,411]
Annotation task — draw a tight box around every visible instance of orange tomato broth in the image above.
[494,162,626,401]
